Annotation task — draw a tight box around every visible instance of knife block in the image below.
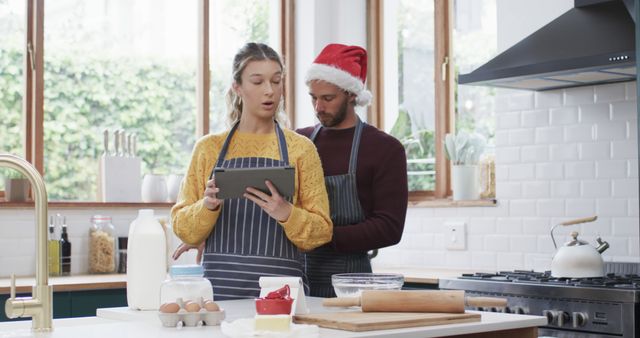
[98,155,142,202]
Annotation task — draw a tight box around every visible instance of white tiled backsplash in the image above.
[1,82,638,277]
[374,82,640,272]
[0,208,178,277]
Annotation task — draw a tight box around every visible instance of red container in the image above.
[255,297,293,315]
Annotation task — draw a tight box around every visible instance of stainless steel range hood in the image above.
[458,0,636,91]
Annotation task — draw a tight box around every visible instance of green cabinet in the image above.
[0,288,126,322]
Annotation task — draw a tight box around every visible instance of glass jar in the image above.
[160,265,213,305]
[89,215,117,273]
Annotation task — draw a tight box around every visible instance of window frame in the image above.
[367,0,454,202]
[8,0,292,205]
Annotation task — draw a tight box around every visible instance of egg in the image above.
[184,301,202,312]
[203,300,220,312]
[159,302,180,313]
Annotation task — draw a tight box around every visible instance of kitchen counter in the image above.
[0,297,546,337]
[95,297,546,338]
[0,267,472,293]
[373,266,485,285]
[0,274,126,294]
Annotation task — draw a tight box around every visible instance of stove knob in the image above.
[542,310,557,325]
[513,306,527,314]
[557,311,570,327]
[502,306,511,313]
[572,312,588,328]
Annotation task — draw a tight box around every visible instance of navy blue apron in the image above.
[304,118,372,297]
[203,122,307,300]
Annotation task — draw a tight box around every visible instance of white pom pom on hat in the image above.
[305,44,372,107]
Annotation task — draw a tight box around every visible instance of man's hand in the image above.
[244,180,293,222]
[172,242,205,264]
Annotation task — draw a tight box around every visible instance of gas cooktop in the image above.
[459,270,640,289]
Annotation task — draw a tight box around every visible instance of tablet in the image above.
[213,166,295,199]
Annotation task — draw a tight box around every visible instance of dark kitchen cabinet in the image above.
[0,288,126,322]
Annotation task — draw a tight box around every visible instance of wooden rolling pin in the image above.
[323,290,507,313]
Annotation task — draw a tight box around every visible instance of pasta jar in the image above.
[160,265,214,305]
[89,215,117,273]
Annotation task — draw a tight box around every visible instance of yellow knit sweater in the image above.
[171,128,332,251]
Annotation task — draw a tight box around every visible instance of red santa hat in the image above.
[306,44,372,107]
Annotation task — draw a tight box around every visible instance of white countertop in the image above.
[0,296,547,337]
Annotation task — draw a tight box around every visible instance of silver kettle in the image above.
[550,216,609,278]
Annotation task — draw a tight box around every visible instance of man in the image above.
[297,44,408,297]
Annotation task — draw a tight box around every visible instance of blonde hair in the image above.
[225,43,288,127]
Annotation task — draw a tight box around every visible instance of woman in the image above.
[171,43,332,300]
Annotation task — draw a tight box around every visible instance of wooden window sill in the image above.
[409,198,497,208]
[0,201,175,209]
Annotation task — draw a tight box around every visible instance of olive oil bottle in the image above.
[48,216,60,276]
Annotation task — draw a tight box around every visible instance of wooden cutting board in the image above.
[293,311,481,332]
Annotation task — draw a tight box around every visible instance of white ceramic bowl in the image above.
[332,273,404,297]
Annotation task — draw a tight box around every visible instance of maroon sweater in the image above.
[297,124,408,254]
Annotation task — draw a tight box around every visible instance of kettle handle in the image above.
[551,216,598,249]
[560,216,597,226]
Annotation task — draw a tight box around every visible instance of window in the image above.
[1,0,290,203]
[0,0,25,189]
[383,0,437,193]
[43,0,198,200]
[373,0,496,202]
[209,0,280,133]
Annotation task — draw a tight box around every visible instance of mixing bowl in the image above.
[331,273,404,297]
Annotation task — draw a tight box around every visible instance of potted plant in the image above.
[444,132,486,200]
[3,170,30,202]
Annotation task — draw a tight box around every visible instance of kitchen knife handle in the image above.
[465,296,507,308]
[560,216,597,226]
[322,297,362,307]
[103,129,109,155]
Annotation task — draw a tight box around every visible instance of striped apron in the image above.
[203,122,307,300]
[304,118,371,297]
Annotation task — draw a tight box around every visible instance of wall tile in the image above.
[612,218,640,236]
[565,199,596,217]
[509,236,538,253]
[580,103,611,123]
[581,179,611,197]
[595,83,626,103]
[565,86,595,106]
[537,199,566,217]
[509,128,535,145]
[612,178,639,198]
[550,144,579,161]
[611,100,637,121]
[508,164,535,180]
[611,140,637,159]
[625,82,637,100]
[564,124,594,142]
[522,181,550,198]
[471,252,497,270]
[596,199,628,217]
[508,92,535,111]
[595,122,628,141]
[520,145,549,163]
[535,126,564,144]
[496,182,522,199]
[535,91,563,109]
[579,142,610,160]
[629,160,638,178]
[497,112,521,129]
[550,106,579,125]
[551,181,581,198]
[596,160,629,178]
[496,147,520,164]
[496,252,524,270]
[521,109,550,127]
[564,161,595,179]
[629,199,639,217]
[467,218,497,234]
[536,163,564,179]
[484,235,510,252]
[522,217,551,235]
[495,130,509,146]
[496,217,523,235]
[509,200,537,217]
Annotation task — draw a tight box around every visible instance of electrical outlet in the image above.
[445,222,466,250]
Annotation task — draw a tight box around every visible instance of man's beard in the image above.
[317,97,349,128]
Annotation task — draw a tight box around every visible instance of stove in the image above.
[439,270,640,338]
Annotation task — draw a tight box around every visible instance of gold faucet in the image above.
[1,153,53,331]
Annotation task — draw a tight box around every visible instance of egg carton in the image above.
[158,309,225,328]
